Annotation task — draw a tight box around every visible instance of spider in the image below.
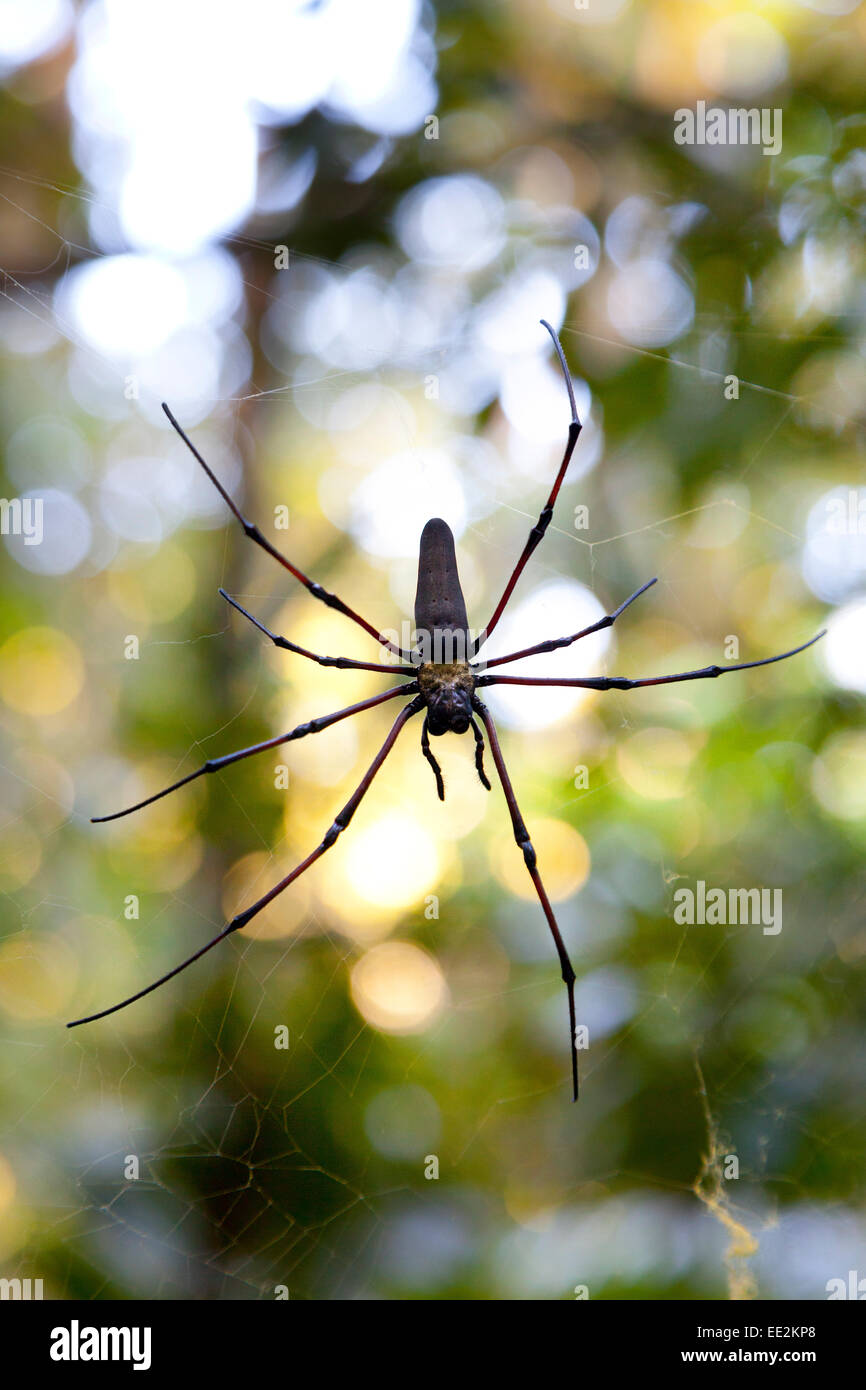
[68,321,825,1101]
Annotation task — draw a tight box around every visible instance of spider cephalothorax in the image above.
[416,650,488,800]
[70,320,824,1103]
[417,661,475,736]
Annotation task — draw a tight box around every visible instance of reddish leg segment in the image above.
[220,588,417,676]
[475,630,825,693]
[70,696,424,1027]
[476,578,657,672]
[91,683,416,823]
[163,403,414,661]
[472,321,582,656]
[473,696,580,1100]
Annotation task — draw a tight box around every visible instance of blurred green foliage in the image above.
[0,0,864,1300]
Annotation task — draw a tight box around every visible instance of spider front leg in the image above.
[475,577,657,672]
[470,717,491,791]
[421,716,491,801]
[163,403,414,661]
[220,589,417,677]
[472,320,582,656]
[69,695,424,1027]
[421,716,445,801]
[473,696,579,1101]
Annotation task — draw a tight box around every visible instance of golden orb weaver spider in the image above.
[69,321,825,1101]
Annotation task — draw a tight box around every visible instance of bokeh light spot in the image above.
[0,934,77,1021]
[811,731,866,821]
[495,817,590,903]
[0,0,71,69]
[607,259,694,348]
[350,940,447,1034]
[484,580,611,731]
[0,627,85,716]
[56,254,189,357]
[0,823,43,892]
[223,851,311,941]
[4,489,92,577]
[617,726,697,801]
[697,14,788,99]
[824,599,866,694]
[343,813,440,910]
[106,543,196,623]
[364,1084,441,1160]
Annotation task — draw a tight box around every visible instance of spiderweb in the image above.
[0,139,864,1307]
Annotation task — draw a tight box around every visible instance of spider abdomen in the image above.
[414,517,470,665]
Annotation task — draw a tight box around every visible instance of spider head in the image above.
[418,661,475,736]
[427,684,473,736]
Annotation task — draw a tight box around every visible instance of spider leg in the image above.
[69,696,424,1027]
[470,717,491,790]
[220,589,417,677]
[475,629,826,693]
[420,716,445,801]
[471,320,582,657]
[91,682,417,823]
[162,403,414,661]
[473,696,579,1101]
[475,578,657,672]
